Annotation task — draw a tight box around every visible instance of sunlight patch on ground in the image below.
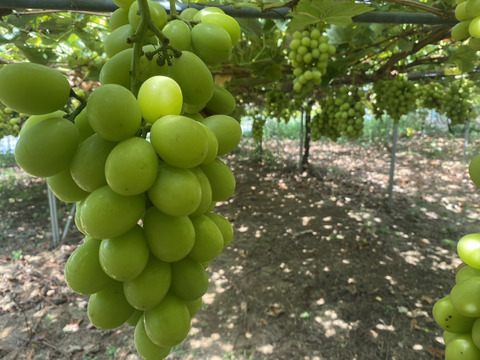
[256,344,274,354]
[314,310,354,338]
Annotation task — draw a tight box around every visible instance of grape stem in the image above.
[66,88,87,122]
[130,0,180,96]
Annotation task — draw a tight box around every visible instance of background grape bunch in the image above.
[372,74,416,123]
[309,86,365,141]
[0,2,242,359]
[286,25,336,93]
[416,81,445,112]
[441,78,476,127]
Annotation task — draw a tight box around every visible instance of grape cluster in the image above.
[416,81,445,112]
[287,25,336,93]
[309,86,365,141]
[372,74,416,123]
[251,115,266,144]
[442,79,476,126]
[264,88,302,124]
[0,105,24,139]
[431,155,480,359]
[0,2,242,359]
[452,0,480,50]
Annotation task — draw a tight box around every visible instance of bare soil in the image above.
[1,134,479,360]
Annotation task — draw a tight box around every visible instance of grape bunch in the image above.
[451,0,480,50]
[0,105,24,139]
[286,25,336,93]
[431,155,480,359]
[416,81,445,112]
[441,78,476,126]
[251,115,266,144]
[0,2,242,359]
[309,86,365,141]
[372,74,416,123]
[264,88,302,124]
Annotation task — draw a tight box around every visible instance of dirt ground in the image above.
[1,134,480,360]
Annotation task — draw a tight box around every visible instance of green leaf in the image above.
[450,46,477,73]
[287,0,371,31]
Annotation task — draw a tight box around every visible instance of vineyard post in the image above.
[298,108,304,172]
[387,122,399,208]
[47,187,60,245]
[301,104,312,172]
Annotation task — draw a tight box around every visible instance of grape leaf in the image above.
[287,0,372,31]
[449,46,476,73]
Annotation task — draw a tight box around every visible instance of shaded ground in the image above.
[1,134,479,360]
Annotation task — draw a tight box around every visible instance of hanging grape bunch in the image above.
[0,1,242,359]
[451,0,480,50]
[0,104,24,139]
[309,89,341,142]
[372,74,416,123]
[264,87,303,124]
[442,78,475,127]
[431,154,480,359]
[416,81,445,112]
[252,115,266,144]
[286,24,336,93]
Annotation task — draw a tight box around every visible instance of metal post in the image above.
[387,123,399,208]
[47,187,60,245]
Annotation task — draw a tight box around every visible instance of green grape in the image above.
[204,84,236,115]
[162,19,192,51]
[191,22,232,66]
[46,168,89,203]
[0,62,70,115]
[80,185,145,239]
[200,13,242,44]
[189,167,213,216]
[15,116,80,177]
[113,0,135,10]
[137,75,183,123]
[99,48,133,88]
[200,158,236,201]
[433,296,476,333]
[441,79,474,126]
[147,163,202,217]
[128,0,167,31]
[445,334,480,360]
[109,7,129,30]
[452,20,472,41]
[456,265,480,283]
[457,233,480,268]
[416,81,444,111]
[192,7,224,22]
[99,225,150,281]
[450,276,480,317]
[251,116,266,144]
[103,24,134,58]
[150,115,208,168]
[125,309,143,327]
[88,280,135,329]
[185,297,203,317]
[200,114,242,155]
[70,133,117,192]
[170,257,209,301]
[168,51,214,112]
[144,294,191,347]
[105,137,159,196]
[123,256,171,310]
[188,215,224,263]
[64,236,114,295]
[469,154,480,189]
[205,211,234,247]
[198,123,219,165]
[179,7,198,21]
[73,108,95,142]
[134,314,172,359]
[20,110,66,137]
[87,84,142,142]
[143,207,195,262]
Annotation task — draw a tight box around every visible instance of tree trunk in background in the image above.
[302,109,312,172]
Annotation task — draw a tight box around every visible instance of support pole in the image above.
[299,109,304,172]
[47,187,60,245]
[387,123,399,208]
